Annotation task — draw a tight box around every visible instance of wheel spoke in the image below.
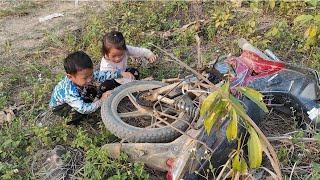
[154,123,165,128]
[127,92,141,110]
[162,107,179,117]
[157,111,179,121]
[149,115,166,128]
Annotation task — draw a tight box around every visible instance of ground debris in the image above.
[0,105,24,125]
[38,13,64,23]
[31,145,84,180]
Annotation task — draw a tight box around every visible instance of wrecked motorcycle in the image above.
[101,39,320,179]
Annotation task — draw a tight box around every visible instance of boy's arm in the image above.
[66,93,102,114]
[127,45,155,58]
[94,70,122,83]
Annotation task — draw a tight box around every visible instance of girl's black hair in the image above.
[64,51,93,75]
[102,31,127,55]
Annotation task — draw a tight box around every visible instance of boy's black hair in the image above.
[102,31,127,56]
[64,51,93,75]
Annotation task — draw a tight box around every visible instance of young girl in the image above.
[99,31,157,88]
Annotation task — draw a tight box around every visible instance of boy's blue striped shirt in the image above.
[49,70,121,114]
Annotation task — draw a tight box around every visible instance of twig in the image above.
[232,171,240,180]
[195,34,203,70]
[216,158,231,180]
[150,44,283,179]
[162,77,181,83]
[284,43,294,59]
[150,19,207,38]
[260,167,278,180]
[281,166,311,171]
[150,44,213,85]
[289,161,297,180]
[267,136,318,143]
[256,23,273,32]
[222,170,234,180]
[179,20,206,32]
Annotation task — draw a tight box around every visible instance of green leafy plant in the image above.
[200,81,269,175]
[294,14,320,50]
[312,162,320,180]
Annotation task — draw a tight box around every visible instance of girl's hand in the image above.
[101,91,111,100]
[148,54,158,63]
[121,72,135,79]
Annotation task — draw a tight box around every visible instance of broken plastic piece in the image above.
[39,13,64,23]
[264,49,280,61]
[307,107,320,121]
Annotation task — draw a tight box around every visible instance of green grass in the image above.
[1,1,320,179]
[0,1,42,19]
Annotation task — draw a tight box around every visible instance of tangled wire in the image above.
[31,145,84,180]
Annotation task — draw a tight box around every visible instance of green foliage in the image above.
[277,146,289,163]
[306,0,318,7]
[211,8,234,30]
[201,82,266,171]
[237,87,268,113]
[82,147,149,179]
[315,133,320,143]
[232,154,248,174]
[226,109,238,141]
[72,128,92,150]
[247,127,262,168]
[294,14,320,50]
[203,99,227,134]
[0,118,31,179]
[200,91,219,117]
[0,92,7,110]
[312,162,320,180]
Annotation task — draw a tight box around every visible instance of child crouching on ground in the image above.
[98,31,157,89]
[49,51,127,124]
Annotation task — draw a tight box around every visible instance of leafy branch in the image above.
[151,43,282,179]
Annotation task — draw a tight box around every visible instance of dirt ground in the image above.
[0,1,115,72]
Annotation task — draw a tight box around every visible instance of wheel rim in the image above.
[110,82,187,129]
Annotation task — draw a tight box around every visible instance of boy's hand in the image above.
[101,91,111,100]
[121,72,135,79]
[148,54,158,63]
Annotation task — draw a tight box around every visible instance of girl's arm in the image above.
[126,45,155,59]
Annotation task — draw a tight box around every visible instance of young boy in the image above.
[49,51,124,124]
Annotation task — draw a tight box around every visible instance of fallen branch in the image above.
[161,77,181,83]
[289,162,297,180]
[281,166,312,175]
[148,19,208,38]
[281,166,311,171]
[260,167,279,180]
[151,44,282,179]
[267,136,319,143]
[195,34,203,70]
[216,158,232,180]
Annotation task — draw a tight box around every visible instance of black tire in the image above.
[101,80,192,143]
